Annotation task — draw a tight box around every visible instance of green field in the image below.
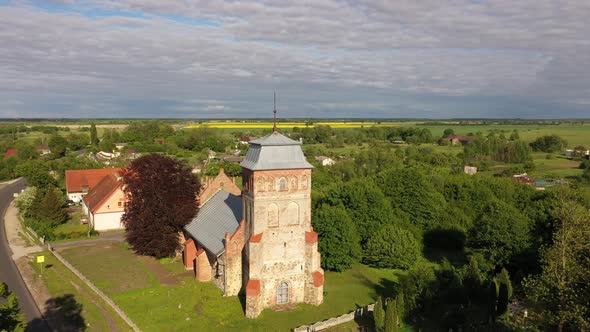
[58,242,402,332]
[29,251,133,332]
[416,124,590,147]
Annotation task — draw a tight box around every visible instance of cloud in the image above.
[0,1,588,118]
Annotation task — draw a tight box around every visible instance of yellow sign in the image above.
[36,256,45,263]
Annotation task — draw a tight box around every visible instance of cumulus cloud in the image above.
[0,1,588,118]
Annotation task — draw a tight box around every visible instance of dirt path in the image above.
[69,280,120,332]
[5,203,44,259]
[137,256,179,286]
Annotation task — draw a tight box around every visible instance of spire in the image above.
[273,91,278,133]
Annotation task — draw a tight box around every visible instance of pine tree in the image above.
[488,280,498,323]
[497,282,509,316]
[384,298,398,332]
[395,293,405,327]
[497,268,512,299]
[39,187,67,227]
[463,256,483,304]
[0,282,27,332]
[373,296,385,332]
[90,123,99,146]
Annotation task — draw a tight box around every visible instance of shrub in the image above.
[364,225,420,269]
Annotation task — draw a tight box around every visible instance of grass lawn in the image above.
[60,243,402,332]
[29,250,133,332]
[529,156,583,179]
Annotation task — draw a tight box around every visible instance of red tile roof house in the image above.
[65,168,122,203]
[81,172,126,231]
[5,149,16,157]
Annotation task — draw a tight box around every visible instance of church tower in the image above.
[240,131,324,318]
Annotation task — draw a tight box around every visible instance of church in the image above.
[181,130,324,318]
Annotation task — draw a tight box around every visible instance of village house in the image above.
[182,131,324,318]
[81,172,126,231]
[65,168,122,203]
[463,165,477,175]
[439,135,477,146]
[35,145,51,155]
[4,149,16,157]
[315,156,335,166]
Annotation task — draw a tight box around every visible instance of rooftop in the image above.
[240,132,313,171]
[65,168,122,193]
[184,190,242,256]
[82,173,122,213]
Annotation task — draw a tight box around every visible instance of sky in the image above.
[0,0,589,119]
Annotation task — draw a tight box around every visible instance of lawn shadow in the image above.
[28,294,87,332]
[352,269,399,299]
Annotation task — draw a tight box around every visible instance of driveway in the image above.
[0,178,51,332]
[50,230,126,249]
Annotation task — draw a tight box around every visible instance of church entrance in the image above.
[277,281,289,304]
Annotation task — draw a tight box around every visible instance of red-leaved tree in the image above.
[121,154,199,258]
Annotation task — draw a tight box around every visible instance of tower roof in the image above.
[240,132,313,171]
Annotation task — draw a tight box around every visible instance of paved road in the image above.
[0,179,51,332]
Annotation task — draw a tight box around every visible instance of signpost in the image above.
[37,255,45,275]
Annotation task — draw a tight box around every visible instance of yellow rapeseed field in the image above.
[184,121,407,129]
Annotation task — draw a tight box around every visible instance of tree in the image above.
[15,160,56,187]
[395,293,405,326]
[488,280,498,323]
[312,204,361,271]
[529,135,568,153]
[463,256,483,304]
[384,298,398,332]
[14,187,38,217]
[48,134,68,157]
[0,282,27,332]
[443,128,455,137]
[364,225,420,269]
[374,296,385,332]
[319,178,396,245]
[523,192,590,331]
[121,154,199,258]
[376,168,447,229]
[509,130,520,141]
[90,123,99,146]
[37,187,68,227]
[469,200,531,266]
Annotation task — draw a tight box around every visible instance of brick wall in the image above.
[224,220,246,296]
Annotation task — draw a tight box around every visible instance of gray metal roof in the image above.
[240,132,314,171]
[184,190,242,256]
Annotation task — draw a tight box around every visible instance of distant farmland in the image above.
[184,121,409,129]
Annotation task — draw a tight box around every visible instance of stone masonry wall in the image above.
[224,220,246,296]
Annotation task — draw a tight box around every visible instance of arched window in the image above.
[277,281,289,304]
[268,203,279,227]
[279,177,288,191]
[287,202,299,225]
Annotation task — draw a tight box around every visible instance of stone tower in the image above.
[240,131,324,318]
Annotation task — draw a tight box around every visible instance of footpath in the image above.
[3,202,54,324]
[5,201,140,331]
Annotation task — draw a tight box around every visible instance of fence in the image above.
[293,303,375,332]
[48,245,142,332]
